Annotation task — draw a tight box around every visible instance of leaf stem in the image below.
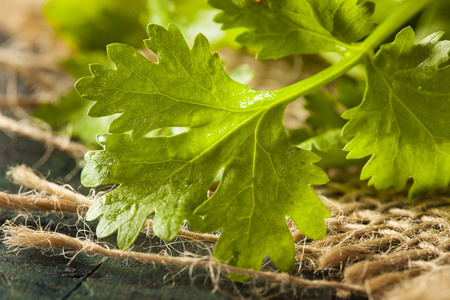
[362,0,433,50]
[272,0,434,104]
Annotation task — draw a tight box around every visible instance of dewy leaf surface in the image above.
[343,27,450,197]
[209,0,376,59]
[75,24,330,273]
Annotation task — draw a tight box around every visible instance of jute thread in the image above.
[1,2,448,298]
[2,165,450,299]
[1,224,366,294]
[0,114,87,159]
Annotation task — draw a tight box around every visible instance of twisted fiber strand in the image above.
[0,191,87,214]
[2,225,366,295]
[344,249,440,284]
[0,95,52,107]
[5,165,220,243]
[5,165,450,266]
[3,165,450,298]
[7,165,92,206]
[0,114,87,159]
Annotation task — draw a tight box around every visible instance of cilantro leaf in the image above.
[304,89,347,134]
[369,0,404,24]
[210,0,376,59]
[76,24,330,273]
[34,91,113,146]
[195,104,329,280]
[296,128,367,168]
[44,0,149,51]
[342,27,450,197]
[416,1,450,41]
[34,53,115,146]
[148,0,244,49]
[299,128,347,153]
[288,80,366,168]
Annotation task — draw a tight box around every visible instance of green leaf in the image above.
[209,0,376,59]
[148,0,244,49]
[44,0,149,51]
[33,53,115,146]
[334,80,366,110]
[304,89,346,134]
[342,27,450,198]
[45,0,242,52]
[300,80,364,138]
[227,64,255,85]
[299,128,347,153]
[59,52,114,78]
[76,24,330,273]
[33,91,114,146]
[287,80,365,168]
[296,128,367,168]
[369,0,404,24]
[416,1,450,41]
[295,125,368,168]
[195,105,329,280]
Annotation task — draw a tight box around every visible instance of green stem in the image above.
[272,0,433,104]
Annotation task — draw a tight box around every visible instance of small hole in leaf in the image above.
[208,167,224,197]
[143,127,188,137]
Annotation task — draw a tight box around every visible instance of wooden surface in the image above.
[0,224,229,300]
[0,131,343,299]
[0,131,226,299]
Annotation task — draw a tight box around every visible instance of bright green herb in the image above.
[76,25,330,279]
[45,0,149,51]
[210,0,376,58]
[343,27,450,198]
[75,0,449,278]
[38,0,243,146]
